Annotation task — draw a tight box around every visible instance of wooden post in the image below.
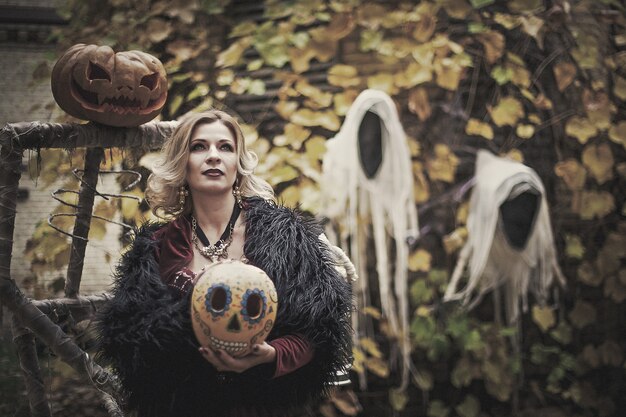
[12,318,52,417]
[65,147,104,298]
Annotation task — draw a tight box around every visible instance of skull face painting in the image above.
[191,260,277,357]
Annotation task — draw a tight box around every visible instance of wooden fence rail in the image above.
[0,120,177,416]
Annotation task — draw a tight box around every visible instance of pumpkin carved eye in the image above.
[140,73,159,90]
[87,62,111,81]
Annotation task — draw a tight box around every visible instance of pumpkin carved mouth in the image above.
[70,72,166,115]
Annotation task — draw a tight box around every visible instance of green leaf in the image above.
[470,0,494,7]
[455,395,480,417]
[451,356,474,388]
[413,368,434,391]
[428,400,451,417]
[568,301,597,329]
[550,322,573,345]
[565,234,585,259]
[491,65,513,85]
[410,279,434,304]
[389,388,408,411]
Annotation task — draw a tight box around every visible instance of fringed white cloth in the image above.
[444,150,566,324]
[321,89,419,390]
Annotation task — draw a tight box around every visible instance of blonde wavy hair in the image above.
[145,110,275,218]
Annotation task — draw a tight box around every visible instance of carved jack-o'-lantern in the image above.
[191,260,278,357]
[51,44,168,127]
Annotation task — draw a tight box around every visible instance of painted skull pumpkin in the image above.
[191,260,278,357]
[51,44,168,127]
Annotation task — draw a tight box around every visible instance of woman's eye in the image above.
[220,144,234,151]
[191,143,205,151]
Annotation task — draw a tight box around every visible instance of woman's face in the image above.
[186,121,238,198]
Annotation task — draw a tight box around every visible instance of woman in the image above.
[98,110,352,416]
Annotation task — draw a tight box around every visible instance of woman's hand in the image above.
[199,342,276,373]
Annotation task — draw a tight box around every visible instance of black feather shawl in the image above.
[97,198,353,417]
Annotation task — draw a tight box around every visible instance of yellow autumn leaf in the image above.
[434,57,464,91]
[89,218,108,240]
[333,89,359,116]
[520,15,545,47]
[290,108,340,131]
[295,79,333,108]
[216,36,252,67]
[510,0,544,13]
[216,69,234,86]
[408,87,431,121]
[356,3,387,29]
[532,305,556,332]
[394,62,432,88]
[363,306,382,319]
[509,63,531,88]
[565,116,598,144]
[268,164,299,186]
[309,36,338,63]
[413,13,437,42]
[360,337,383,359]
[413,162,430,204]
[456,201,469,224]
[443,227,468,254]
[516,124,535,139]
[412,43,435,66]
[121,189,144,220]
[554,159,587,191]
[613,75,626,101]
[579,191,615,220]
[305,135,327,164]
[553,61,577,92]
[564,234,585,259]
[327,64,360,88]
[279,184,301,208]
[582,143,614,185]
[365,357,390,378]
[322,12,356,41]
[288,46,316,74]
[274,101,298,120]
[465,119,494,140]
[409,249,432,272]
[427,144,459,183]
[367,72,398,95]
[494,13,520,30]
[608,121,626,148]
[528,114,542,124]
[478,30,505,64]
[489,96,524,127]
[441,0,471,19]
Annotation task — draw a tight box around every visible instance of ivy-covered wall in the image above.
[24,0,626,415]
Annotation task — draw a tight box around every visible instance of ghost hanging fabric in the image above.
[321,89,419,390]
[444,150,566,324]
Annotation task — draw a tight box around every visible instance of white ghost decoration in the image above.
[321,89,419,390]
[444,150,566,324]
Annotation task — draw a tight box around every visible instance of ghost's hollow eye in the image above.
[210,287,228,312]
[246,293,262,319]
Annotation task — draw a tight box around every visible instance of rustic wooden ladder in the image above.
[0,120,176,416]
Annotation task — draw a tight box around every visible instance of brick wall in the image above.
[1,5,121,296]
